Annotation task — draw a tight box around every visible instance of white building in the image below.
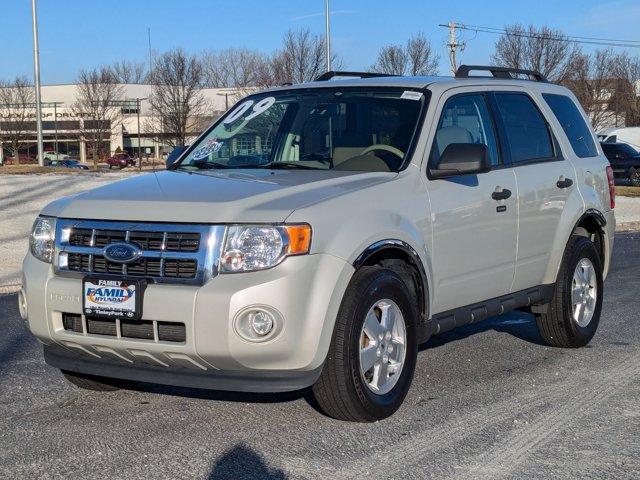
[0,83,238,163]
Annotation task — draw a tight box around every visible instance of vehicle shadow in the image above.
[419,310,545,352]
[206,444,286,480]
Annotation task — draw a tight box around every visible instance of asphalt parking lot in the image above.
[1,232,638,480]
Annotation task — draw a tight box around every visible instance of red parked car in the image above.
[106,153,137,169]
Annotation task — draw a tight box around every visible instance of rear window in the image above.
[494,93,554,164]
[543,94,598,158]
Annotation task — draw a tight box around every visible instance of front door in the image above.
[426,91,518,314]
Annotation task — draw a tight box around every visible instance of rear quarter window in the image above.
[542,93,598,158]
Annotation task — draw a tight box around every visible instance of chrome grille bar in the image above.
[54,219,225,286]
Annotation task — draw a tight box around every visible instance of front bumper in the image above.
[22,251,354,392]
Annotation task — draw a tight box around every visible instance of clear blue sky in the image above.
[1,0,639,84]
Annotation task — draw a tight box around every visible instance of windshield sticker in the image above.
[222,96,276,124]
[400,91,423,101]
[191,138,224,160]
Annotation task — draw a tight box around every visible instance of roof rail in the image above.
[455,65,547,82]
[314,71,398,82]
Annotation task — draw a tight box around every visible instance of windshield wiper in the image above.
[259,162,322,170]
[187,159,230,170]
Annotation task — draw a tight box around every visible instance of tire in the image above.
[536,236,603,348]
[629,167,640,187]
[61,370,135,392]
[312,266,419,422]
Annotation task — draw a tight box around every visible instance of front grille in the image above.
[67,253,197,279]
[68,228,200,252]
[62,312,186,343]
[56,219,223,285]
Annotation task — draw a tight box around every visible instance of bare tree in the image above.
[147,48,209,147]
[202,48,268,88]
[612,52,640,126]
[491,24,579,82]
[0,76,36,165]
[276,28,334,84]
[371,45,407,75]
[109,60,147,83]
[72,67,124,169]
[371,33,439,75]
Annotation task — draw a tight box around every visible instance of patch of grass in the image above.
[616,186,640,198]
[0,165,88,175]
[0,163,163,175]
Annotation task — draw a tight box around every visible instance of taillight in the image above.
[606,166,615,209]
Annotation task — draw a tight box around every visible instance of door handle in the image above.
[556,176,574,189]
[491,187,512,201]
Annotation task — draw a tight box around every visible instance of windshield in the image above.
[174,88,426,172]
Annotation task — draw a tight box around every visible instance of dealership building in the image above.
[0,83,235,163]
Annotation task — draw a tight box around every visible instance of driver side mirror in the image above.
[430,143,491,179]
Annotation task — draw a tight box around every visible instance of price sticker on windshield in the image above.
[222,96,276,124]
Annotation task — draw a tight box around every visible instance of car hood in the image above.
[41,169,395,223]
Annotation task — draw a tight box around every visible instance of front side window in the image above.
[174,88,426,172]
[430,93,500,166]
[494,93,554,164]
[542,93,597,158]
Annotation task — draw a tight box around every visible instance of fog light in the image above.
[249,311,273,336]
[234,306,282,342]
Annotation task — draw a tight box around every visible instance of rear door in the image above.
[426,90,518,313]
[490,91,576,291]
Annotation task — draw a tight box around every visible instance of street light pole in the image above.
[31,0,44,166]
[324,0,331,71]
[137,97,142,169]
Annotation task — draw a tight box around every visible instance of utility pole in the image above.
[324,0,331,71]
[446,22,465,76]
[31,0,44,166]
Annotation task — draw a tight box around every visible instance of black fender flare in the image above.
[353,239,431,341]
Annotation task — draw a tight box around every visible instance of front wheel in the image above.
[535,236,603,348]
[312,266,419,422]
[629,167,640,187]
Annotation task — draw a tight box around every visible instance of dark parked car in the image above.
[601,142,640,186]
[47,159,89,170]
[106,153,136,169]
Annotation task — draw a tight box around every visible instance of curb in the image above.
[616,222,640,232]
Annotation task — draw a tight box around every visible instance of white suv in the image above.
[21,66,615,422]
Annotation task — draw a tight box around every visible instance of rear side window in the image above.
[543,94,598,158]
[494,93,554,164]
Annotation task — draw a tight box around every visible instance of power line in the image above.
[441,23,640,49]
[462,24,640,45]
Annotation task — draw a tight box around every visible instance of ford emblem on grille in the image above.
[103,242,142,264]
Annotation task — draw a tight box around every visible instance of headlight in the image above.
[220,224,311,273]
[29,216,56,263]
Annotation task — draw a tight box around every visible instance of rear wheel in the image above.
[535,236,603,348]
[629,167,640,187]
[312,266,419,422]
[61,370,135,392]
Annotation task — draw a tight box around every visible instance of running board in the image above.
[429,284,555,336]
